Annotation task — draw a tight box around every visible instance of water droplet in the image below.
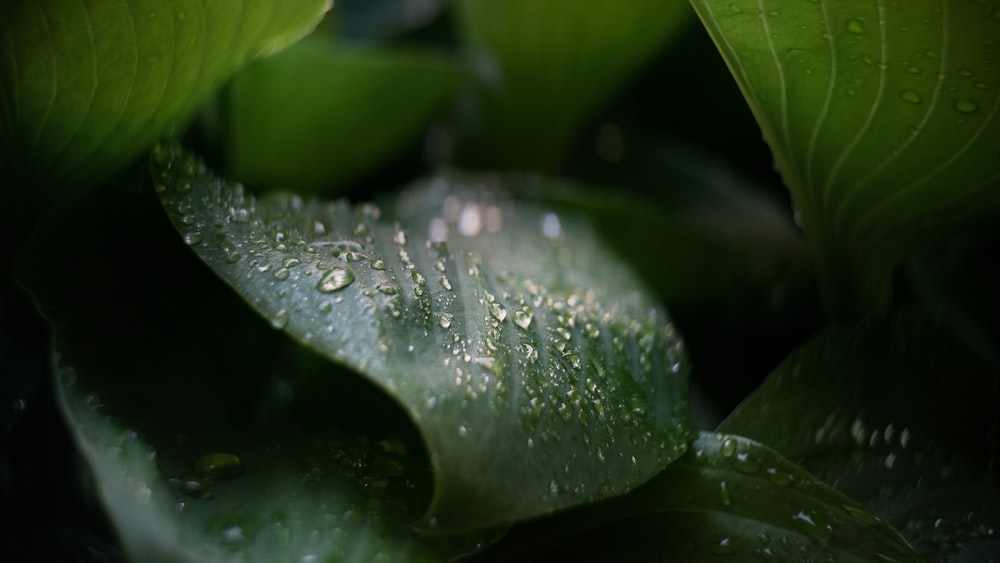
[954,98,979,113]
[195,452,242,479]
[272,268,290,281]
[377,284,397,295]
[846,18,865,34]
[728,3,742,14]
[458,423,469,438]
[222,526,243,544]
[219,238,240,263]
[371,259,387,270]
[393,229,407,245]
[734,451,761,474]
[438,313,453,329]
[791,510,833,543]
[439,276,453,291]
[711,537,737,555]
[184,231,203,245]
[906,65,921,74]
[958,68,974,77]
[271,309,289,329]
[764,466,793,486]
[458,204,482,237]
[318,301,333,313]
[719,481,732,506]
[513,309,533,330]
[541,212,562,239]
[317,267,355,293]
[549,480,559,496]
[899,427,911,448]
[721,437,737,458]
[489,301,508,323]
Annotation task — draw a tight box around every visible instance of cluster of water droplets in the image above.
[153,145,691,528]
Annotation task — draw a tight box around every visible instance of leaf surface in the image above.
[151,142,690,530]
[475,432,918,562]
[453,0,692,168]
[19,184,479,562]
[222,35,461,194]
[0,0,330,198]
[718,311,1000,560]
[690,0,1000,314]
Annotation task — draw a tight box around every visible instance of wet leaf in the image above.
[19,184,480,561]
[719,310,1000,560]
[0,0,330,198]
[475,433,918,562]
[691,0,1000,315]
[150,142,690,530]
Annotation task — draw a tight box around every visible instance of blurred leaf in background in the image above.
[0,0,330,205]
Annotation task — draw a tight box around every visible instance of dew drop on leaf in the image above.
[317,267,355,293]
[791,509,834,543]
[710,536,737,555]
[846,18,865,34]
[438,313,453,330]
[900,90,922,104]
[513,309,533,330]
[271,309,289,330]
[721,437,737,458]
[489,302,508,323]
[953,98,979,113]
[719,480,732,507]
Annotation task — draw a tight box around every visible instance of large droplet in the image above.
[513,309,533,330]
[489,302,508,323]
[900,90,922,104]
[271,309,289,330]
[791,509,833,543]
[317,267,355,293]
[953,98,979,113]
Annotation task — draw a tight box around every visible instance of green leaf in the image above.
[221,35,461,194]
[0,0,330,199]
[718,311,1000,560]
[690,0,1000,316]
[151,142,690,530]
[453,0,693,168]
[19,184,480,561]
[473,432,918,562]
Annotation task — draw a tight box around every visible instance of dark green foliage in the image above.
[2,1,997,561]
